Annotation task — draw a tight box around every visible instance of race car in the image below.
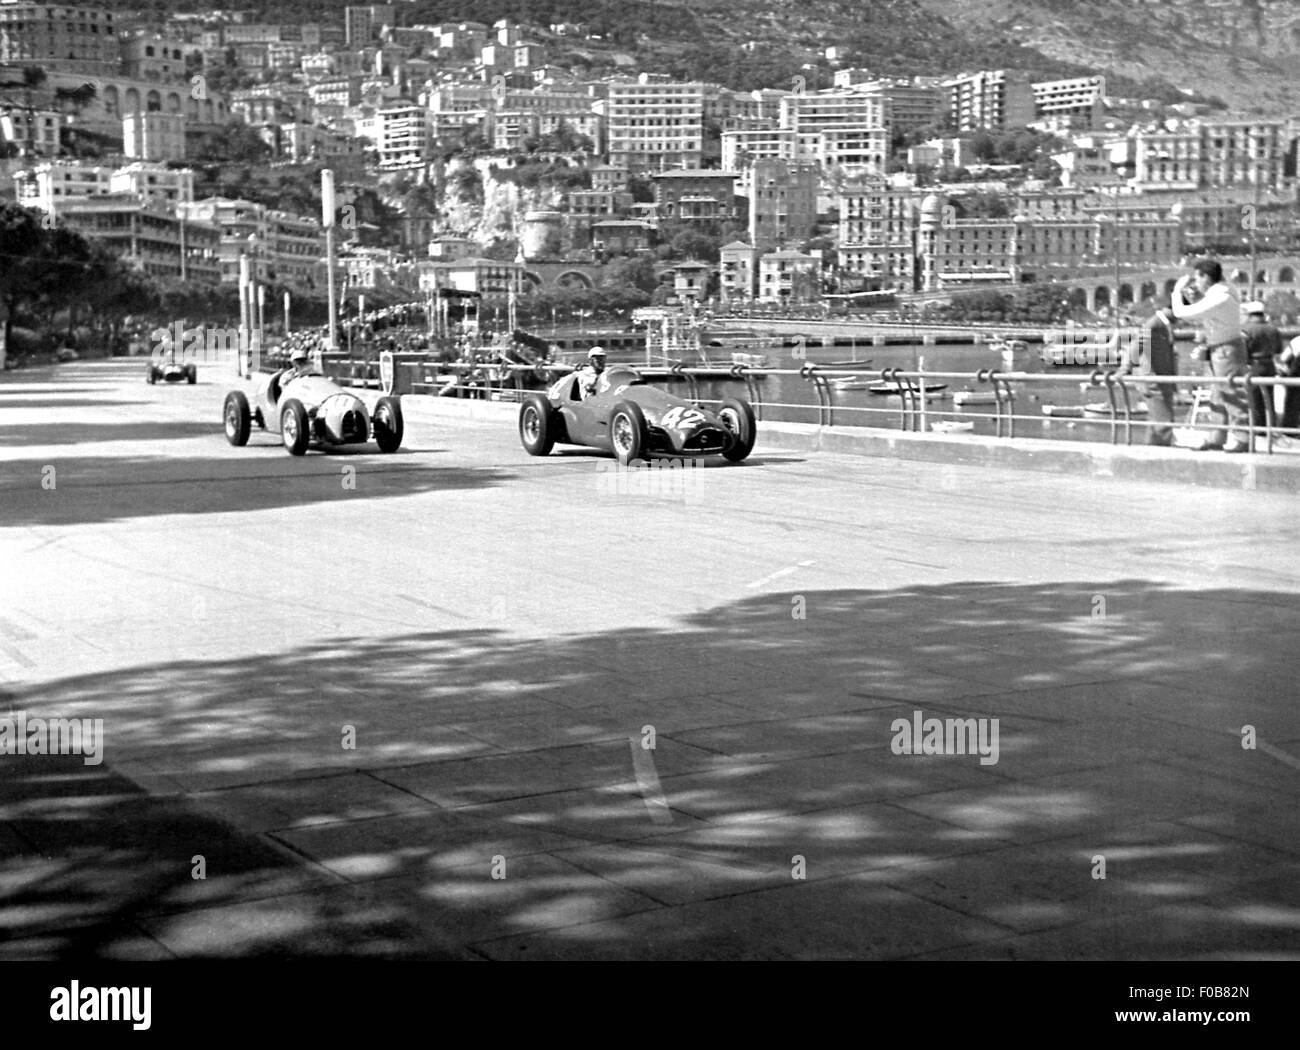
[518,364,756,465]
[221,364,404,456]
[147,350,196,385]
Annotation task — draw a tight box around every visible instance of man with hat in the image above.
[1122,297,1178,446]
[1241,300,1282,443]
[577,346,607,399]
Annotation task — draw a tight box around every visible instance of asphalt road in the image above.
[1,359,1298,960]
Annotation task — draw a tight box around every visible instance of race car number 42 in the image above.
[660,406,706,429]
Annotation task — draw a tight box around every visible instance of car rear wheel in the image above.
[718,397,757,462]
[610,401,647,465]
[281,398,310,455]
[223,390,251,446]
[519,394,555,456]
[373,395,404,452]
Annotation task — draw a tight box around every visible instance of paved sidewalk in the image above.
[2,363,1298,960]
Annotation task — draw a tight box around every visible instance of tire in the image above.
[518,393,555,456]
[187,365,197,384]
[280,398,310,456]
[718,397,757,463]
[610,400,647,465]
[223,390,251,447]
[373,395,404,453]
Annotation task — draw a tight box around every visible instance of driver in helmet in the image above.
[279,347,313,391]
[577,346,607,399]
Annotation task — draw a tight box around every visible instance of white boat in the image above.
[731,351,769,367]
[831,374,873,391]
[1083,401,1150,417]
[1042,404,1085,418]
[953,389,999,406]
[930,420,975,434]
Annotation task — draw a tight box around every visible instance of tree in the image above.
[601,255,657,294]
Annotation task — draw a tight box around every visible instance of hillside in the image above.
[77,0,1294,112]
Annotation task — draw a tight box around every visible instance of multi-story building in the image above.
[108,160,192,207]
[222,24,282,45]
[271,122,364,162]
[0,1,119,74]
[606,78,706,171]
[739,158,819,250]
[369,103,429,169]
[853,78,945,134]
[177,196,324,291]
[58,194,222,283]
[123,110,184,162]
[816,126,888,176]
[719,240,761,302]
[651,169,739,223]
[1132,125,1201,190]
[942,69,1035,131]
[721,124,797,171]
[423,257,523,300]
[757,248,821,303]
[345,5,395,47]
[1197,117,1287,190]
[120,34,192,81]
[1032,76,1104,128]
[14,157,113,211]
[779,90,889,162]
[1,106,60,156]
[837,180,919,292]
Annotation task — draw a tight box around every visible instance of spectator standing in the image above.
[1241,300,1282,443]
[1121,298,1178,446]
[1172,260,1248,452]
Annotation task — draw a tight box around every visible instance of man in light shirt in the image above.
[1172,259,1248,452]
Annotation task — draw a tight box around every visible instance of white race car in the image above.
[222,365,404,456]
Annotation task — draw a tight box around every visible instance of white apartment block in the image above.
[606,79,706,172]
[740,158,819,250]
[1198,118,1287,190]
[1032,76,1104,126]
[779,91,889,161]
[943,70,1035,131]
[757,249,821,303]
[0,106,60,155]
[14,158,113,212]
[1133,127,1201,190]
[816,126,888,176]
[123,110,185,162]
[107,160,193,208]
[721,126,796,170]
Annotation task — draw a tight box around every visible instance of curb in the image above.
[399,395,1300,494]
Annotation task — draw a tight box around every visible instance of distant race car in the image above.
[222,365,404,456]
[518,365,756,464]
[147,351,196,385]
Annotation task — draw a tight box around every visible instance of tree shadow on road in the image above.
[3,580,1298,960]
[0,453,514,526]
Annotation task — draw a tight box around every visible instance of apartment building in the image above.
[120,34,192,81]
[423,257,524,300]
[1132,125,1201,190]
[721,124,797,171]
[855,78,945,134]
[122,110,184,162]
[1032,76,1104,128]
[370,103,429,169]
[719,240,762,301]
[14,157,113,210]
[778,90,889,162]
[58,194,222,283]
[837,180,918,291]
[345,5,396,47]
[757,248,821,303]
[1131,118,1288,192]
[651,169,739,222]
[178,196,324,290]
[109,160,193,207]
[942,69,1035,131]
[739,158,819,250]
[606,79,707,171]
[1,106,60,155]
[0,1,118,73]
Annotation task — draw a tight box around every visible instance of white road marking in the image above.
[745,559,815,589]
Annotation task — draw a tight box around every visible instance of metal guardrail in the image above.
[318,353,1300,455]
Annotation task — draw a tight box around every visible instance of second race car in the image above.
[518,365,756,464]
[222,360,404,455]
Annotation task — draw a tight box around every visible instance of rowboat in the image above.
[953,389,999,406]
[1041,404,1085,418]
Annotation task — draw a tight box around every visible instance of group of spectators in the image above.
[1123,259,1300,451]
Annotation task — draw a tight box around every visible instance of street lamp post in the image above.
[322,169,339,351]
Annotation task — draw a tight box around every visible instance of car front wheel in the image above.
[718,397,757,462]
[610,401,647,465]
[373,395,404,452]
[281,398,310,455]
[519,394,555,455]
[223,390,251,446]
